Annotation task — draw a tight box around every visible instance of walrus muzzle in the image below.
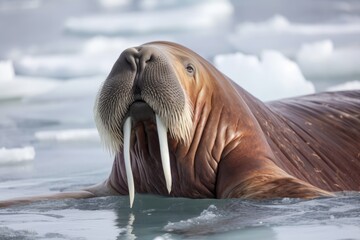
[94,46,193,207]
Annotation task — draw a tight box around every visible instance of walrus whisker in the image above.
[156,114,172,194]
[123,117,135,208]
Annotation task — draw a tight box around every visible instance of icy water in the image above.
[0,0,360,239]
[1,193,360,240]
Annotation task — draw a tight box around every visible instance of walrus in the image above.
[1,41,359,208]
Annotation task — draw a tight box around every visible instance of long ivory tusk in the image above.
[155,114,172,194]
[123,117,135,208]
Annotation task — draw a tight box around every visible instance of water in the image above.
[0,0,359,239]
[1,193,360,239]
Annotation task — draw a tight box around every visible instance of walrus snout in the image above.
[122,46,155,71]
[120,46,175,97]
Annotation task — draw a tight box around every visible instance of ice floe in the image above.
[14,37,138,79]
[64,1,233,35]
[213,50,315,101]
[35,129,100,142]
[0,146,35,165]
[230,15,360,55]
[236,15,360,36]
[327,80,360,91]
[0,61,59,100]
[296,40,360,80]
[28,76,103,101]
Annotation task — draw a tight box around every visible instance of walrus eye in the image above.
[186,64,195,74]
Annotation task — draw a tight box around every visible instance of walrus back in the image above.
[266,90,360,192]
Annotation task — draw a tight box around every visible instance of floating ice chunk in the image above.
[35,129,100,142]
[327,80,360,91]
[230,15,360,54]
[236,15,360,36]
[236,15,290,34]
[214,50,315,101]
[29,76,103,101]
[65,1,233,35]
[0,61,59,100]
[0,146,35,165]
[296,40,360,80]
[15,37,137,79]
[0,60,15,82]
[15,54,109,79]
[82,36,137,55]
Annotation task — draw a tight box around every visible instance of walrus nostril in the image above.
[121,47,139,71]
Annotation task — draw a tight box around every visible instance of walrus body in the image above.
[0,41,359,207]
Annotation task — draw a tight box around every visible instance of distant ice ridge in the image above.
[296,40,360,80]
[64,0,233,35]
[35,129,100,142]
[15,37,138,79]
[0,146,35,165]
[214,51,315,101]
[230,15,360,55]
[0,60,59,100]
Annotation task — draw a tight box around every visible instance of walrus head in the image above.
[94,42,204,206]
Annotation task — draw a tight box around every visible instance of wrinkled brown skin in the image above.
[1,42,359,208]
[108,42,359,200]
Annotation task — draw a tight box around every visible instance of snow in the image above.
[64,1,233,35]
[296,40,360,80]
[35,129,100,142]
[213,50,315,101]
[0,146,35,165]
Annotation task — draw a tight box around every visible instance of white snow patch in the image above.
[0,146,35,165]
[327,80,360,91]
[65,1,233,35]
[0,61,59,100]
[35,129,100,142]
[296,40,360,79]
[214,50,315,101]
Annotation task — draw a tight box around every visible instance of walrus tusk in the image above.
[123,115,172,208]
[156,114,172,194]
[123,117,135,208]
